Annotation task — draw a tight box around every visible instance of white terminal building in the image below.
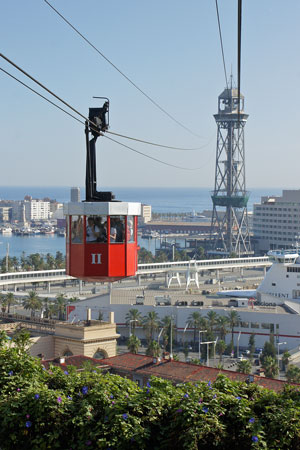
[253,190,300,253]
[66,250,300,355]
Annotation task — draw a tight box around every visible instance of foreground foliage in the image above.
[1,332,300,449]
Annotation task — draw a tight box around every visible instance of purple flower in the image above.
[213,394,217,399]
[249,418,255,424]
[34,394,40,400]
[64,371,69,375]
[176,408,183,413]
[111,401,115,405]
[57,397,62,403]
[110,394,114,399]
[8,371,13,376]
[17,388,20,392]
[236,396,241,400]
[202,407,209,413]
[82,386,88,395]
[184,393,189,398]
[198,398,203,403]
[25,421,32,428]
[146,382,151,388]
[207,381,211,387]
[26,414,30,419]
[67,396,72,400]
[219,412,224,416]
[252,436,259,442]
[122,413,128,420]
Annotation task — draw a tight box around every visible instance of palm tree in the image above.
[216,340,226,363]
[55,294,67,320]
[237,359,252,374]
[227,310,241,347]
[41,297,50,318]
[143,311,159,343]
[125,309,142,336]
[262,356,278,378]
[6,292,16,314]
[0,294,8,313]
[23,291,42,317]
[216,315,229,341]
[187,311,204,351]
[206,310,218,334]
[282,351,291,371]
[286,365,300,383]
[47,303,57,319]
[127,335,141,354]
[160,315,175,352]
[146,340,160,357]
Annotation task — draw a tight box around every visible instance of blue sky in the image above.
[1,0,300,189]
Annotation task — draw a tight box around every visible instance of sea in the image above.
[0,186,282,260]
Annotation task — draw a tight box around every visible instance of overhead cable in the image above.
[215,0,229,89]
[0,61,212,171]
[106,130,213,152]
[0,67,83,125]
[42,0,202,139]
[237,0,242,121]
[103,134,213,171]
[0,52,206,152]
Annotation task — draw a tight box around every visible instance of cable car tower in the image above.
[209,79,252,256]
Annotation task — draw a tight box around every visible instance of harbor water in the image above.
[0,186,282,259]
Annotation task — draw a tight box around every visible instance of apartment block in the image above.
[253,190,300,253]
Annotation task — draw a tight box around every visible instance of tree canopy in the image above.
[1,331,300,449]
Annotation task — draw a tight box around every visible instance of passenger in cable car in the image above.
[95,216,107,242]
[86,217,100,242]
[71,216,83,243]
[115,216,125,242]
[110,219,117,243]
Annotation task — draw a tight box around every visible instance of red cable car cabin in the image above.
[64,201,141,282]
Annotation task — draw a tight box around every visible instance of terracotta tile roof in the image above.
[100,353,298,392]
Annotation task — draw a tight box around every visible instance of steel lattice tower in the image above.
[210,83,252,256]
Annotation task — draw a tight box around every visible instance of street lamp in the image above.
[129,319,139,337]
[157,327,164,345]
[277,341,287,370]
[213,337,218,367]
[198,330,207,361]
[237,331,241,359]
[200,340,215,366]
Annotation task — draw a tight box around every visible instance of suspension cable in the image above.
[237,0,242,122]
[0,63,213,171]
[42,0,203,139]
[215,0,229,90]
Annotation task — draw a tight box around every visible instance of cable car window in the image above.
[110,216,125,243]
[86,216,107,243]
[127,215,135,243]
[71,215,83,244]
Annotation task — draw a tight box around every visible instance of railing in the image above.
[0,256,271,286]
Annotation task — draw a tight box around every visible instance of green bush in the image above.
[1,332,300,449]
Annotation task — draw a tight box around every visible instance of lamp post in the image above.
[237,331,241,359]
[277,341,287,370]
[200,340,215,366]
[157,327,164,346]
[129,319,138,337]
[213,337,218,366]
[198,329,207,361]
